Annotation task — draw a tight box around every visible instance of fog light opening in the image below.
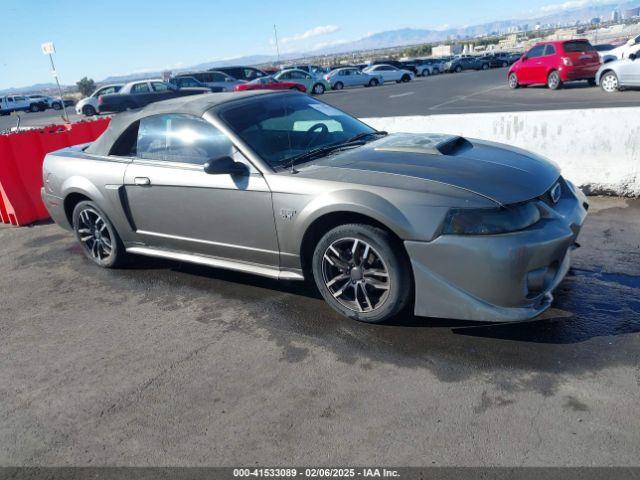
[526,261,559,298]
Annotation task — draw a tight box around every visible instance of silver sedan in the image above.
[42,91,588,324]
[323,67,383,90]
[596,53,640,92]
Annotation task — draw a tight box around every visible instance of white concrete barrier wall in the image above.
[364,107,640,197]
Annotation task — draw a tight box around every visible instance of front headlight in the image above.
[442,202,541,235]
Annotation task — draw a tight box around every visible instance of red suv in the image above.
[508,40,601,90]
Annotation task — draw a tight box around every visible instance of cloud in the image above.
[280,25,340,44]
[539,0,616,13]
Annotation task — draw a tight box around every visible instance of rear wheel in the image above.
[433,68,440,74]
[422,68,430,77]
[29,104,39,112]
[401,74,411,82]
[454,65,462,73]
[600,71,619,93]
[333,81,344,90]
[508,73,519,89]
[368,78,379,87]
[482,63,489,70]
[312,83,325,95]
[52,102,62,110]
[547,70,562,90]
[72,201,127,268]
[312,224,412,323]
[501,61,508,68]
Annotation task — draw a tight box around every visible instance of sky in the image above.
[0,0,619,89]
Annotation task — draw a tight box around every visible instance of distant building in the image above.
[622,7,640,18]
[590,17,601,25]
[611,10,620,22]
[432,44,462,57]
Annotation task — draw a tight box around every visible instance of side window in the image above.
[151,82,169,92]
[8,97,13,103]
[544,45,556,56]
[210,72,226,82]
[527,45,545,58]
[136,114,234,165]
[131,83,150,94]
[279,72,291,80]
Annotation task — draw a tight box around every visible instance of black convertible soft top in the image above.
[85,90,279,157]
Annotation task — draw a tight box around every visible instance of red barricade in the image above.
[0,118,111,226]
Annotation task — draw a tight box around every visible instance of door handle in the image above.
[134,177,151,186]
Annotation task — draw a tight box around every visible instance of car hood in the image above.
[298,133,560,205]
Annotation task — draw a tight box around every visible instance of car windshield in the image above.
[219,94,376,169]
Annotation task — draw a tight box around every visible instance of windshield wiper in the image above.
[284,131,388,173]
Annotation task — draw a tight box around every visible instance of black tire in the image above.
[547,70,562,90]
[82,104,97,116]
[587,78,596,87]
[482,63,489,70]
[501,61,508,68]
[454,65,462,73]
[368,78,379,87]
[422,68,430,77]
[29,104,39,112]
[311,224,412,323]
[333,81,344,90]
[401,74,411,82]
[508,72,519,89]
[312,83,325,95]
[433,68,440,75]
[52,102,62,110]
[72,200,127,268]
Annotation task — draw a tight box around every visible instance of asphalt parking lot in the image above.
[1,197,638,466]
[2,68,639,132]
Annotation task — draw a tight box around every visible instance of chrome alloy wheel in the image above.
[321,237,390,313]
[76,207,114,262]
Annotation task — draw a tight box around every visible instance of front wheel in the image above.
[312,224,412,323]
[401,74,411,82]
[333,81,344,90]
[52,102,62,110]
[454,65,462,73]
[600,72,619,93]
[368,78,379,87]
[312,83,325,95]
[547,70,562,90]
[72,201,127,268]
[82,105,97,116]
[502,61,508,68]
[508,73,519,89]
[29,104,39,112]
[422,69,430,77]
[482,63,489,70]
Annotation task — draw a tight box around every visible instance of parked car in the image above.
[407,58,446,75]
[596,53,640,92]
[480,55,510,68]
[171,71,243,92]
[209,66,267,81]
[370,59,418,75]
[281,64,326,77]
[75,84,123,116]
[273,69,330,94]
[444,57,490,73]
[324,67,383,89]
[97,79,209,113]
[42,91,588,324]
[0,95,45,114]
[234,76,307,93]
[27,94,61,110]
[594,44,616,62]
[602,34,640,63]
[508,40,601,90]
[362,64,414,83]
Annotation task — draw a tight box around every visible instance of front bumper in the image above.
[406,181,589,322]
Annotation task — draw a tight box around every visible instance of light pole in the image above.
[273,25,281,65]
[41,42,69,123]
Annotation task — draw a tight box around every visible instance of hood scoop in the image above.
[373,133,472,156]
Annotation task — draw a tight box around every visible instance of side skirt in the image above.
[126,246,305,281]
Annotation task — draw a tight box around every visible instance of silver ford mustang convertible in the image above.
[42,91,588,323]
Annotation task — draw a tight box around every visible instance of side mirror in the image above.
[521,55,528,62]
[203,156,248,176]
